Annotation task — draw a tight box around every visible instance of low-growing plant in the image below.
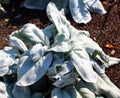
[0,2,120,98]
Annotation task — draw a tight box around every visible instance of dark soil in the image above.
[0,1,120,88]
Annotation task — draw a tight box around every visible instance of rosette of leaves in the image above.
[0,2,120,98]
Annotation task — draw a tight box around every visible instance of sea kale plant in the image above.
[0,2,120,98]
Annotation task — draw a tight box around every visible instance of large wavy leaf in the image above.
[9,36,28,52]
[16,52,52,86]
[21,23,50,47]
[69,0,91,24]
[83,0,106,14]
[47,2,70,41]
[70,44,97,83]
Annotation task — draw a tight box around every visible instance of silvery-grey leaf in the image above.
[51,88,71,98]
[30,43,48,62]
[16,52,52,86]
[77,87,96,98]
[21,23,50,47]
[9,36,28,52]
[0,50,15,76]
[10,29,36,49]
[76,72,120,97]
[105,56,120,67]
[52,61,74,79]
[64,86,82,98]
[49,41,71,52]
[53,72,76,87]
[47,2,70,40]
[0,82,9,98]
[12,85,31,98]
[24,0,49,10]
[17,51,29,70]
[69,0,91,24]
[42,24,56,39]
[83,0,106,14]
[100,73,120,94]
[47,53,65,76]
[74,34,108,64]
[70,44,97,83]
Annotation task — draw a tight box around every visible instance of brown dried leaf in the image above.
[105,43,117,49]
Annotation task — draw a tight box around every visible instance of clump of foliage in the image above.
[0,2,120,98]
[24,0,106,24]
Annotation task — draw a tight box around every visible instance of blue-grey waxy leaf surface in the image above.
[16,52,52,86]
